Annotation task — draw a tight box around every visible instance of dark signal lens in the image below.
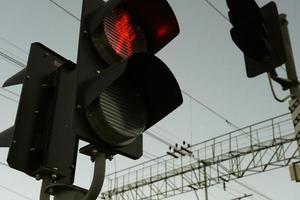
[85,78,147,147]
[103,9,147,58]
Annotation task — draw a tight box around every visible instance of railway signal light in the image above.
[75,0,182,157]
[1,0,182,185]
[227,0,287,77]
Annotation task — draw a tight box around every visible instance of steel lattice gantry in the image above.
[101,113,300,200]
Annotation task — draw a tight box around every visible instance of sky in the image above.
[0,0,300,199]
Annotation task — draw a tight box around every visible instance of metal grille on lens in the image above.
[99,79,147,140]
[103,9,147,58]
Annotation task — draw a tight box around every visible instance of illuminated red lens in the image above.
[103,9,147,58]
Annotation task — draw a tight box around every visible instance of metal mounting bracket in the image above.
[39,149,107,200]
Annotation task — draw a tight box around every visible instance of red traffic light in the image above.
[103,8,147,58]
[76,0,182,156]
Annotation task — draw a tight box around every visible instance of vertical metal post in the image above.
[202,161,208,200]
[280,15,300,98]
[280,14,300,155]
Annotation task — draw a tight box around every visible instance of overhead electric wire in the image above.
[0,36,28,55]
[0,93,18,103]
[0,184,32,200]
[48,0,80,21]
[144,130,174,147]
[202,0,230,22]
[0,49,23,103]
[0,50,25,68]
[215,184,256,200]
[0,46,26,63]
[182,90,239,128]
[155,125,185,142]
[144,150,156,157]
[213,163,272,200]
[149,128,178,144]
[233,179,272,200]
[2,88,20,97]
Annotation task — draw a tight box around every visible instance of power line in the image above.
[0,49,25,68]
[0,48,23,103]
[201,0,230,22]
[0,36,28,55]
[2,88,20,97]
[181,90,238,128]
[0,184,33,200]
[234,179,272,200]
[144,130,174,147]
[48,0,80,21]
[0,46,26,63]
[0,93,18,103]
[155,125,185,142]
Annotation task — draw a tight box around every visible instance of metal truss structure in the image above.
[101,113,300,200]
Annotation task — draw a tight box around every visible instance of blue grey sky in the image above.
[0,0,300,199]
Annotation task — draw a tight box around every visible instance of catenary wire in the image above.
[0,183,33,200]
[2,87,20,97]
[0,36,28,55]
[48,0,80,21]
[0,93,18,103]
[155,125,186,142]
[0,46,27,63]
[0,49,25,68]
[202,0,230,22]
[181,90,239,128]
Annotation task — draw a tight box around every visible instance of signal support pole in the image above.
[40,150,107,200]
[280,14,300,99]
[280,15,300,147]
[280,15,300,178]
